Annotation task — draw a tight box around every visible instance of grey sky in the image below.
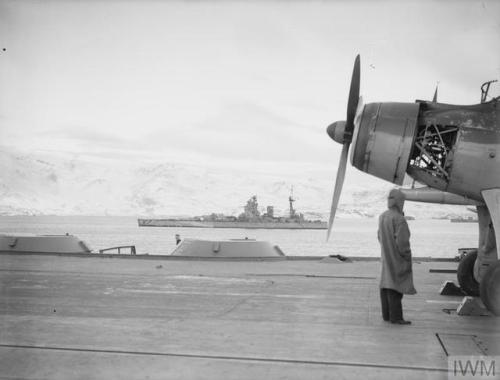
[1,0,499,170]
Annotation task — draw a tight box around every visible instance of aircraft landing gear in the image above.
[480,260,500,316]
[457,250,480,297]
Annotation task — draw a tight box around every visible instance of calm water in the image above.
[0,216,478,258]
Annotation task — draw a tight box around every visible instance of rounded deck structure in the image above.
[0,234,91,254]
[171,238,285,258]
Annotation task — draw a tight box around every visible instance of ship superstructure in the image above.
[138,192,327,229]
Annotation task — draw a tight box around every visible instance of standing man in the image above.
[378,188,416,325]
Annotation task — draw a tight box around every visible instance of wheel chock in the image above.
[439,281,466,296]
[456,296,490,316]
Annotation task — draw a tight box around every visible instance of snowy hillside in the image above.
[0,147,475,219]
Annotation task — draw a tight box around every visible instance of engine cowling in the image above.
[350,102,420,185]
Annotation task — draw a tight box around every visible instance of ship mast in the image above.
[289,186,296,219]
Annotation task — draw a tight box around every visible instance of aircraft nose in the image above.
[327,121,346,144]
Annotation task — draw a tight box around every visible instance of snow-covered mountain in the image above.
[0,147,475,219]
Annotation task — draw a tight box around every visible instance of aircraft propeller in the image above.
[326,54,362,241]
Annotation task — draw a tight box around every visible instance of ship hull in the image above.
[138,219,327,230]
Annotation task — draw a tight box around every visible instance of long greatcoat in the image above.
[378,207,417,295]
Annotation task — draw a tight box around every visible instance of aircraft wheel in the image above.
[480,260,500,316]
[457,250,480,297]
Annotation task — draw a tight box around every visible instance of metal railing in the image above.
[99,245,136,255]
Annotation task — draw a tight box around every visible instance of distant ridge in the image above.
[0,147,475,220]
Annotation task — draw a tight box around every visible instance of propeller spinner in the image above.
[326,54,361,241]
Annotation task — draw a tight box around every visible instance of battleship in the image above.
[450,216,478,223]
[138,193,327,230]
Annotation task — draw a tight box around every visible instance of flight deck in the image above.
[1,254,499,379]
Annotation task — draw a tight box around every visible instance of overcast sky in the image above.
[1,0,499,172]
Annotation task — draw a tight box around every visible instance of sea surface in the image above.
[0,216,479,258]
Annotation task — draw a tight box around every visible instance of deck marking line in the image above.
[0,344,447,373]
[429,269,457,273]
[246,274,376,280]
[435,333,449,356]
[115,289,323,298]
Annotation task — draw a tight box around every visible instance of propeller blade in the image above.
[353,96,364,130]
[345,54,361,138]
[326,142,350,241]
[349,95,364,164]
